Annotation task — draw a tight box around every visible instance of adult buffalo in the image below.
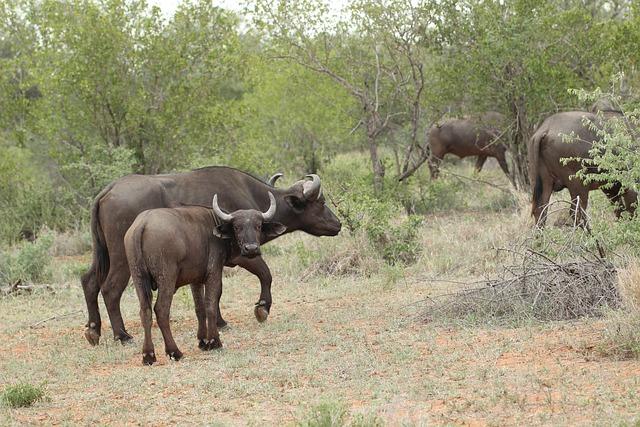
[428,112,510,179]
[81,167,341,345]
[528,111,637,226]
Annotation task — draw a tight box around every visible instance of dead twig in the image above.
[29,310,83,329]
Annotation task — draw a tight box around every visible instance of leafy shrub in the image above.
[400,171,468,214]
[321,154,424,266]
[0,232,53,285]
[1,383,45,408]
[0,145,66,243]
[366,214,424,265]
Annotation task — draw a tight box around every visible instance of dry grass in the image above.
[1,162,640,425]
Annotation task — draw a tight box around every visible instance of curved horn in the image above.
[261,192,277,221]
[268,172,284,187]
[212,194,233,223]
[302,174,321,200]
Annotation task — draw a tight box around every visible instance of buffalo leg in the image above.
[474,155,488,173]
[235,256,273,323]
[190,284,208,349]
[532,176,554,228]
[202,269,223,351]
[133,281,156,365]
[495,153,511,179]
[101,259,133,343]
[154,270,182,361]
[601,183,635,218]
[81,265,102,346]
[622,190,637,216]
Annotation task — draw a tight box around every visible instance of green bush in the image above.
[399,171,468,214]
[0,145,60,242]
[1,383,45,408]
[0,232,53,285]
[321,154,424,266]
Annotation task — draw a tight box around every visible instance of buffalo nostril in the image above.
[244,244,258,252]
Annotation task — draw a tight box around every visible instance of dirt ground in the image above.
[2,252,640,425]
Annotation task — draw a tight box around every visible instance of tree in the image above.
[253,0,433,194]
[29,0,243,202]
[431,0,613,190]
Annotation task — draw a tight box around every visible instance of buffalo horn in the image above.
[268,172,284,186]
[302,174,322,200]
[212,194,233,223]
[261,192,277,221]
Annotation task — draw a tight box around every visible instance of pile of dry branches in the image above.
[423,215,620,324]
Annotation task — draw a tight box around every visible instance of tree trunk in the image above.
[368,134,385,195]
[508,95,531,191]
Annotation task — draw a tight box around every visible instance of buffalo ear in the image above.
[263,222,287,237]
[284,195,306,213]
[212,223,234,239]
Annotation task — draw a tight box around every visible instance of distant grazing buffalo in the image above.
[428,112,510,179]
[528,110,637,226]
[125,192,285,365]
[81,167,341,345]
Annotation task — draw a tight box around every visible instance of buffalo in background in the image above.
[428,112,510,180]
[528,110,637,227]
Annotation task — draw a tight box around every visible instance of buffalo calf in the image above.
[124,192,286,365]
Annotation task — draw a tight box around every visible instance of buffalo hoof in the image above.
[201,338,222,351]
[216,318,228,329]
[84,327,101,346]
[142,352,157,366]
[115,334,134,345]
[198,339,208,350]
[254,304,269,323]
[167,349,183,361]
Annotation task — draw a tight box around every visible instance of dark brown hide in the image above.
[428,112,510,179]
[528,111,637,226]
[124,201,285,365]
[81,167,341,345]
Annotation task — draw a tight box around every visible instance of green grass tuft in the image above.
[2,383,45,408]
[298,401,348,427]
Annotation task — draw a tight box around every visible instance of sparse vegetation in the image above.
[599,261,640,359]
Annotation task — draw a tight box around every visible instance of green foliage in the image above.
[1,383,45,408]
[0,233,53,285]
[570,84,640,191]
[400,173,467,214]
[0,144,71,242]
[323,155,423,265]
